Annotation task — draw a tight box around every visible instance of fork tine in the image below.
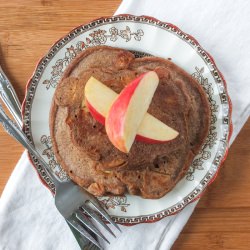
[67,218,103,250]
[81,190,121,232]
[82,204,116,238]
[75,210,110,244]
[88,200,121,232]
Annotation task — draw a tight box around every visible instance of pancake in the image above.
[50,46,210,199]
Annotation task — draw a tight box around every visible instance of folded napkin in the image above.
[1,0,250,249]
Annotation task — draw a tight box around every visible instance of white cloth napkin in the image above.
[1,0,250,249]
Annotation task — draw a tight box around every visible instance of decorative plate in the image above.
[22,15,232,225]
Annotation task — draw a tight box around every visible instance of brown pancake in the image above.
[50,46,210,199]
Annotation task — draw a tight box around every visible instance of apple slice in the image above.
[136,113,179,143]
[105,71,159,153]
[84,76,116,124]
[84,76,179,144]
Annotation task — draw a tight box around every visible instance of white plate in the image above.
[22,15,232,225]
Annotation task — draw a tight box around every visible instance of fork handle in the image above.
[0,104,62,188]
[0,66,22,128]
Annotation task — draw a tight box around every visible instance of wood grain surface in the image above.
[0,1,249,249]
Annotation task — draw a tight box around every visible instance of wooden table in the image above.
[0,1,249,249]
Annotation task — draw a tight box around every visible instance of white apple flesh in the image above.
[84,76,116,124]
[136,113,179,143]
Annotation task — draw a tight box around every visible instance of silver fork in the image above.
[0,66,121,249]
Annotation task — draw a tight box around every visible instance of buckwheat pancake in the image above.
[50,46,210,199]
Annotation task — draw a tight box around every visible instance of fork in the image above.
[0,66,121,249]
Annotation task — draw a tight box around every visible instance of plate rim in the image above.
[21,14,233,225]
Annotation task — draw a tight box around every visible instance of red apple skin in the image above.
[135,134,173,143]
[85,100,105,125]
[86,95,175,144]
[105,73,146,153]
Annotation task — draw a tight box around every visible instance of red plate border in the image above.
[21,14,233,225]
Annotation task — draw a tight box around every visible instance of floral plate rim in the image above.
[21,14,233,225]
